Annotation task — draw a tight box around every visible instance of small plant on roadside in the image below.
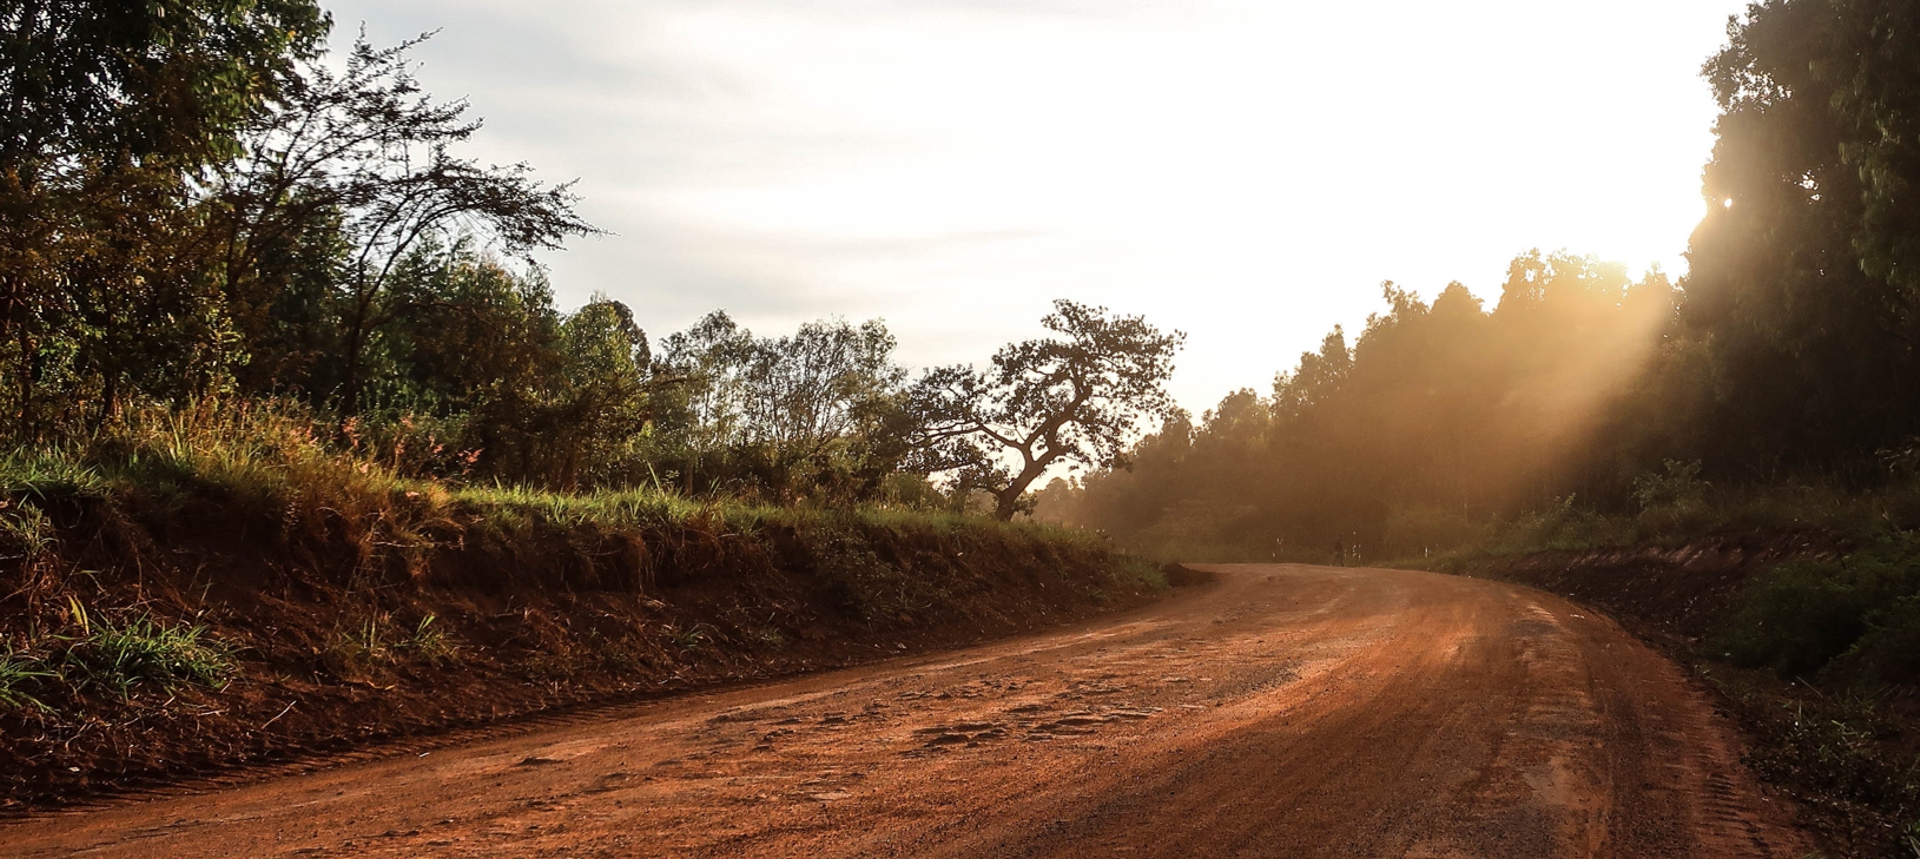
[665,623,710,650]
[753,627,786,650]
[324,615,392,677]
[0,502,55,561]
[587,631,645,672]
[1633,459,1709,512]
[0,600,236,710]
[399,613,451,660]
[325,612,452,673]
[1116,556,1167,590]
[0,647,54,712]
[57,600,235,698]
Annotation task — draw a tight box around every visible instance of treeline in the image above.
[1041,254,1680,558]
[1044,0,1920,559]
[0,2,1186,515]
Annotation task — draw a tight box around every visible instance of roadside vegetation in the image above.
[0,1,1188,807]
[0,399,1169,807]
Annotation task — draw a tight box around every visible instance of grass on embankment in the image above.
[0,404,1167,810]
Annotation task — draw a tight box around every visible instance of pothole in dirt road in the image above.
[975,702,1168,743]
[908,721,1012,750]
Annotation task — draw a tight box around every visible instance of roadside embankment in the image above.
[0,473,1166,811]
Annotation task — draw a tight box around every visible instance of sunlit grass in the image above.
[0,400,1105,566]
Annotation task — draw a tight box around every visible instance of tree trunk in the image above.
[992,457,1050,521]
[993,489,1021,521]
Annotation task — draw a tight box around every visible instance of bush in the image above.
[1843,596,1920,683]
[1632,458,1708,512]
[1718,548,1920,683]
[1719,561,1876,676]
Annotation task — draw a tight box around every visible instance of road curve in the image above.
[2,565,1809,858]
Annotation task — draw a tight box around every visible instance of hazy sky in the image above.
[325,0,1746,414]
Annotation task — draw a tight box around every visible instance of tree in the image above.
[652,310,911,502]
[1817,0,1920,292]
[1685,0,1920,472]
[1051,252,1679,559]
[533,297,652,490]
[0,0,330,436]
[910,300,1185,521]
[209,34,597,415]
[0,0,327,169]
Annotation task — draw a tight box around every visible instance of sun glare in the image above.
[326,0,1747,416]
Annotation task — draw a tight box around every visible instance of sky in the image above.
[323,0,1749,415]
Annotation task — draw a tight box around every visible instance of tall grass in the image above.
[0,400,1050,547]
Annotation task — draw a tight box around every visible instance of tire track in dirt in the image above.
[0,565,1810,858]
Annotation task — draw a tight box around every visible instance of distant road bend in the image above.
[4,565,1808,858]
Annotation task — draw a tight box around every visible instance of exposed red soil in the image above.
[1,565,1812,858]
[1448,537,1917,856]
[0,508,1160,810]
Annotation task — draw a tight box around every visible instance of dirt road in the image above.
[2,565,1809,858]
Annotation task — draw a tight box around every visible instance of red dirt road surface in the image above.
[2,565,1809,858]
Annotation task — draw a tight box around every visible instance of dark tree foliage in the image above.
[0,12,602,451]
[0,0,329,436]
[1687,0,1920,475]
[649,310,915,503]
[911,300,1184,521]
[0,0,327,167]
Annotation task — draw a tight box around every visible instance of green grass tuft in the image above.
[63,610,236,698]
[0,647,54,712]
[0,604,235,710]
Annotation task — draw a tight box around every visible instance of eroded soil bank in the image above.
[1442,536,1842,642]
[0,497,1165,811]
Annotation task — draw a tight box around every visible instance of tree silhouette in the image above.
[911,300,1184,520]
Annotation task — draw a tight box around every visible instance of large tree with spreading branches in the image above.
[910,300,1184,520]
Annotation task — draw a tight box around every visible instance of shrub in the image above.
[1719,561,1875,676]
[1718,548,1920,683]
[1632,459,1708,512]
[1843,596,1920,683]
